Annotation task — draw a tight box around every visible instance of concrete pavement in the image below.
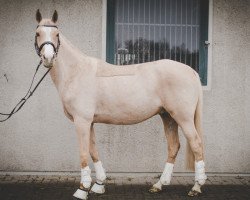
[0,175,249,199]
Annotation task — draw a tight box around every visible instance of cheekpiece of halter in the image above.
[34,25,60,57]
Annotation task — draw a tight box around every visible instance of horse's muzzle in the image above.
[43,60,54,68]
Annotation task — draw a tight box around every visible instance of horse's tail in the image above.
[186,82,203,171]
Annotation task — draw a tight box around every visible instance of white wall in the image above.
[0,0,249,173]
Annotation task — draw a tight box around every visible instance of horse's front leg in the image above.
[73,118,92,200]
[89,124,107,194]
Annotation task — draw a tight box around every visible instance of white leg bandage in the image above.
[160,162,174,185]
[90,161,106,194]
[153,163,174,190]
[73,167,91,200]
[195,160,207,185]
[94,161,107,183]
[81,166,92,188]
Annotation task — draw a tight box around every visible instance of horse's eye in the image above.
[56,33,59,37]
[36,33,40,37]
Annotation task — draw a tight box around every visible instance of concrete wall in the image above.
[0,0,249,173]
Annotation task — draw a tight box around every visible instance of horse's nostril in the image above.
[43,55,46,59]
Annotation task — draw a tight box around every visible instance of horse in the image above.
[34,10,207,199]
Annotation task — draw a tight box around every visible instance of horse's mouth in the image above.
[43,60,53,68]
[43,64,53,68]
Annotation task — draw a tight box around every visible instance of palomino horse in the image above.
[34,10,207,199]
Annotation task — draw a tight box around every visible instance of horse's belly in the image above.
[93,106,160,125]
[93,92,161,125]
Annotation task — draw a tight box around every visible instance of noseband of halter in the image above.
[34,25,60,57]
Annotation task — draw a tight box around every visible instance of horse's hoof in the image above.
[188,189,201,197]
[73,188,88,200]
[90,182,105,194]
[148,186,161,193]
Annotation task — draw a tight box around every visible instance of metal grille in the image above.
[114,0,200,71]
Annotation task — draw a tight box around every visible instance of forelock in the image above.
[39,19,56,26]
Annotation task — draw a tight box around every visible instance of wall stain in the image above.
[4,74,8,82]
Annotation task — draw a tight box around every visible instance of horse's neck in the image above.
[50,34,95,93]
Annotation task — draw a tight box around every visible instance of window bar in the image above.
[115,22,201,27]
[190,0,193,68]
[121,0,125,65]
[195,0,199,71]
[159,0,161,60]
[170,0,172,60]
[138,0,140,63]
[174,0,177,61]
[143,0,145,63]
[180,0,183,62]
[114,1,116,64]
[148,0,151,62]
[194,0,197,70]
[132,0,135,64]
[115,0,119,65]
[153,0,156,61]
[127,0,130,64]
[185,0,187,64]
[164,0,167,59]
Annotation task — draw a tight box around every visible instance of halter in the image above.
[34,25,60,57]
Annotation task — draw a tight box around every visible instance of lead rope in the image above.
[0,59,51,122]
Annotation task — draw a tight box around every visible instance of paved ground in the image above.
[0,175,249,200]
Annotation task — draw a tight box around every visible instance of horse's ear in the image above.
[52,10,58,23]
[36,9,42,23]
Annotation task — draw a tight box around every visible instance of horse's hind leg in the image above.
[89,124,107,194]
[179,119,207,196]
[149,112,180,193]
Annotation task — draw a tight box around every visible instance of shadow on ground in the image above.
[0,183,249,200]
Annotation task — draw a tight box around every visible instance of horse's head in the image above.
[35,9,60,68]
